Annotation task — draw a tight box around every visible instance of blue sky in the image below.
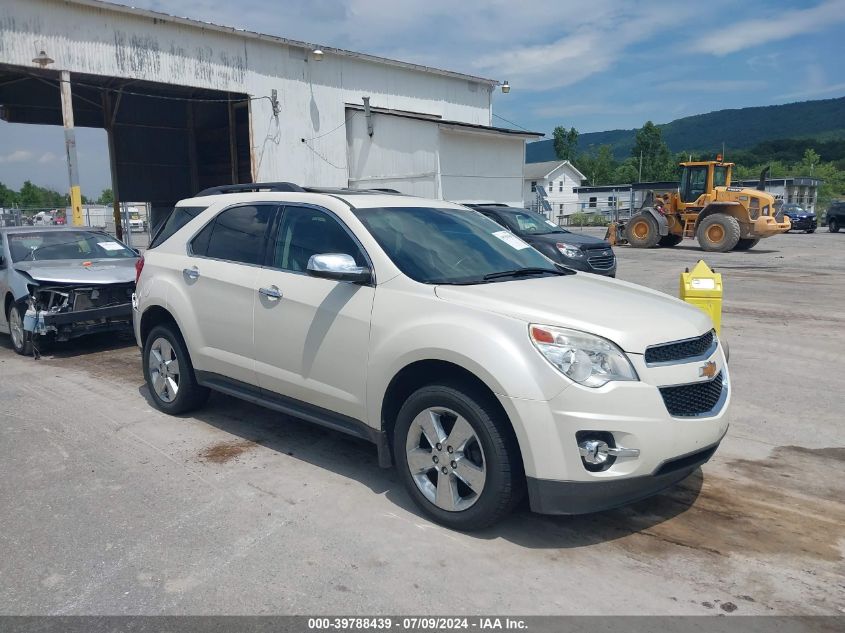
[2,0,844,194]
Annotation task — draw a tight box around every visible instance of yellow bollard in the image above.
[680,260,723,335]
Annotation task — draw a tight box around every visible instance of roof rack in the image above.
[302,187,408,196]
[194,182,305,196]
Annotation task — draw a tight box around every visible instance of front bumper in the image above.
[559,256,617,277]
[496,342,729,514]
[526,438,721,514]
[24,303,133,339]
[787,217,816,230]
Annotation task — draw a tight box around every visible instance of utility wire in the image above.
[492,112,535,133]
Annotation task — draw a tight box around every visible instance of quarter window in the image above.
[273,206,365,272]
[191,204,275,265]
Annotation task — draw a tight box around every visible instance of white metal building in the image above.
[0,0,538,224]
[523,160,586,217]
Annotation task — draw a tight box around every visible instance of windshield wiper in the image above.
[483,267,563,281]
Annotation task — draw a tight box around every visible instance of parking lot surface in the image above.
[1,230,843,615]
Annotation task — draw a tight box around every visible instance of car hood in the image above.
[13,258,138,285]
[525,232,610,249]
[435,274,712,354]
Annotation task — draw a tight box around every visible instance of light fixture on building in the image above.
[32,50,54,68]
[312,49,324,61]
[501,80,510,94]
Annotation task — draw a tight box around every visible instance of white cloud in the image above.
[38,152,58,164]
[691,0,845,56]
[782,81,845,100]
[0,150,34,164]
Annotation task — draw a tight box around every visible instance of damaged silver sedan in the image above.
[0,227,139,355]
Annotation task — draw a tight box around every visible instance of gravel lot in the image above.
[1,230,843,616]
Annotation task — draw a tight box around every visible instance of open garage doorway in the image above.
[0,64,252,230]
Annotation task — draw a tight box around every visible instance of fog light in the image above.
[579,439,610,465]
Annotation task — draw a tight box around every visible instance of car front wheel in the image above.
[6,300,31,356]
[829,218,840,233]
[394,384,523,530]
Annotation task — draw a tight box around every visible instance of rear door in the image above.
[252,204,375,422]
[183,203,277,386]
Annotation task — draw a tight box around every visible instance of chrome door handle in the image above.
[258,285,282,300]
[182,266,200,280]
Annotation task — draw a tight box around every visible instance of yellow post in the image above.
[679,260,723,334]
[60,70,84,227]
[69,184,83,226]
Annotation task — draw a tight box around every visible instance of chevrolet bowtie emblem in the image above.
[699,361,717,378]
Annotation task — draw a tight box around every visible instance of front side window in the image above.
[682,166,708,203]
[273,206,365,272]
[191,204,274,265]
[503,210,566,236]
[713,166,728,188]
[353,207,558,284]
[8,231,135,262]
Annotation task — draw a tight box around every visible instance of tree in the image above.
[553,126,579,161]
[579,145,616,185]
[631,121,674,181]
[98,188,114,205]
[0,182,18,207]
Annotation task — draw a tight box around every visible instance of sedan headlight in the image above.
[556,242,584,259]
[529,325,638,387]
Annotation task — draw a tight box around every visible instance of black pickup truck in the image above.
[827,201,845,233]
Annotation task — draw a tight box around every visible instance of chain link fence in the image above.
[0,202,152,249]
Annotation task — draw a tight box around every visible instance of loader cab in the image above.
[679,161,733,205]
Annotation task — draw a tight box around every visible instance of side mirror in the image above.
[306,253,371,283]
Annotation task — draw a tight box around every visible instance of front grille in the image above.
[645,330,714,364]
[586,251,615,270]
[659,372,724,417]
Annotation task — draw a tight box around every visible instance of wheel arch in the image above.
[640,207,669,236]
[694,202,744,230]
[379,359,527,473]
[139,303,179,346]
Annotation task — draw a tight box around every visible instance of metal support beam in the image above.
[362,96,374,137]
[228,97,239,184]
[60,70,83,227]
[187,102,199,194]
[102,88,124,241]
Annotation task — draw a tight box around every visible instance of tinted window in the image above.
[353,207,557,284]
[273,206,365,272]
[202,205,274,265]
[149,206,206,249]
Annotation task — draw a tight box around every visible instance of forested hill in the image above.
[526,96,845,162]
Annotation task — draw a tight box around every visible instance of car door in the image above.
[183,203,277,387]
[252,204,375,422]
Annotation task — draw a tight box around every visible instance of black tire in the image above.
[142,323,209,414]
[733,238,760,251]
[829,218,840,233]
[697,213,741,252]
[6,299,32,356]
[393,383,523,530]
[658,234,684,247]
[806,228,815,234]
[625,212,661,248]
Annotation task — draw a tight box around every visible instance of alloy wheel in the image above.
[8,307,24,351]
[405,407,486,512]
[148,337,180,403]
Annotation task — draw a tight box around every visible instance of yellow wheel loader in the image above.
[622,160,791,252]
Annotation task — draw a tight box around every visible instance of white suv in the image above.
[134,184,730,530]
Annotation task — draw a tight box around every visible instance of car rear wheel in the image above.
[828,218,839,233]
[6,300,31,356]
[394,384,523,530]
[697,213,741,252]
[625,212,660,248]
[143,324,209,414]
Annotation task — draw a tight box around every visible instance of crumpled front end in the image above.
[23,283,135,341]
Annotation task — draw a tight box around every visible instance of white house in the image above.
[523,160,586,218]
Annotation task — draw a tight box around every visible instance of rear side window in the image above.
[191,204,275,265]
[149,206,206,249]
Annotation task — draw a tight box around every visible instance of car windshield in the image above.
[8,231,136,262]
[787,205,805,213]
[499,210,568,236]
[353,206,560,284]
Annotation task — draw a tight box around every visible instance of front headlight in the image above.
[529,324,638,387]
[556,242,584,259]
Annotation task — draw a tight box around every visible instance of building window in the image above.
[549,181,554,190]
[559,203,564,212]
[531,181,537,192]
[589,196,597,208]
